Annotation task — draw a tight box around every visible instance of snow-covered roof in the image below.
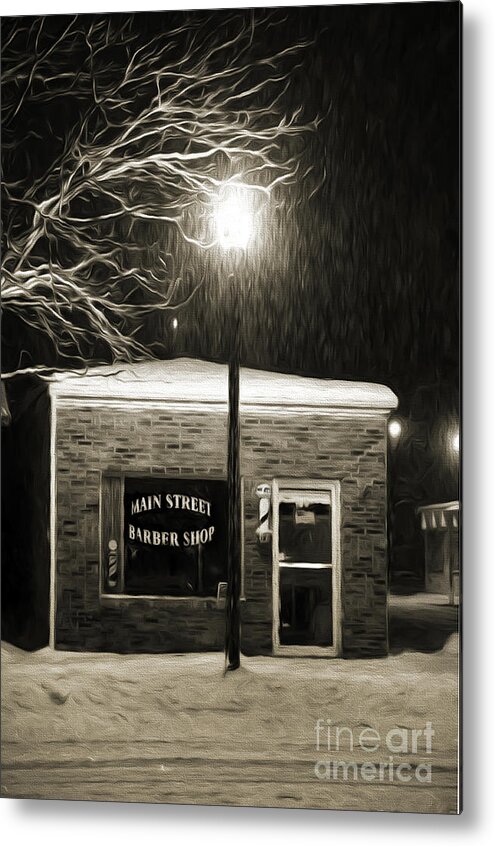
[48,357,398,413]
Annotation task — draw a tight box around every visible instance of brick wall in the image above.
[240,414,388,657]
[55,404,227,652]
[55,401,388,656]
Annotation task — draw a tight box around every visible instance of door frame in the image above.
[271,478,342,657]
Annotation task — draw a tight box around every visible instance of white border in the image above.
[3,0,494,840]
[48,393,57,648]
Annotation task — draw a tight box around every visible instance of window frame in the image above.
[271,478,342,657]
[99,470,229,602]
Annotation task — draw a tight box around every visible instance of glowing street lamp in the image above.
[215,188,254,251]
[214,185,255,671]
[388,419,402,440]
[214,187,254,250]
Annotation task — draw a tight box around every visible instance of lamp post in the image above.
[214,187,255,672]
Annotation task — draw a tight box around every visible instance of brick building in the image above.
[2,358,397,657]
[417,501,460,604]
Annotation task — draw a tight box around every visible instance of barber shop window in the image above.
[101,475,227,597]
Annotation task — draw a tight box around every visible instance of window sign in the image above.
[102,476,228,597]
[278,501,332,564]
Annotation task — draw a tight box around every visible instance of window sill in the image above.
[100,594,248,609]
[100,593,219,610]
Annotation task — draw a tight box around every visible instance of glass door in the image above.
[272,481,341,656]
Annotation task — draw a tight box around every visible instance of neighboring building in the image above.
[2,358,397,657]
[417,501,460,603]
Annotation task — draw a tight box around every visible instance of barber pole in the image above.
[256,483,272,544]
[107,539,118,589]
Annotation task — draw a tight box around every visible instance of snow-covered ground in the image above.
[1,596,459,814]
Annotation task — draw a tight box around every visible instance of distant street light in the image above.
[388,419,402,440]
[214,185,255,672]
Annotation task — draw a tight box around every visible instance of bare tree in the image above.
[1,11,316,376]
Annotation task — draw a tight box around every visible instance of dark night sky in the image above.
[2,2,460,420]
[180,3,460,410]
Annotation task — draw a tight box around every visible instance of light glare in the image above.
[388,420,402,439]
[452,432,460,453]
[215,189,254,250]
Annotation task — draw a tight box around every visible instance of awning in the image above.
[417,501,459,531]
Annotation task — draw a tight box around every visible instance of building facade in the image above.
[418,501,460,604]
[3,359,398,657]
